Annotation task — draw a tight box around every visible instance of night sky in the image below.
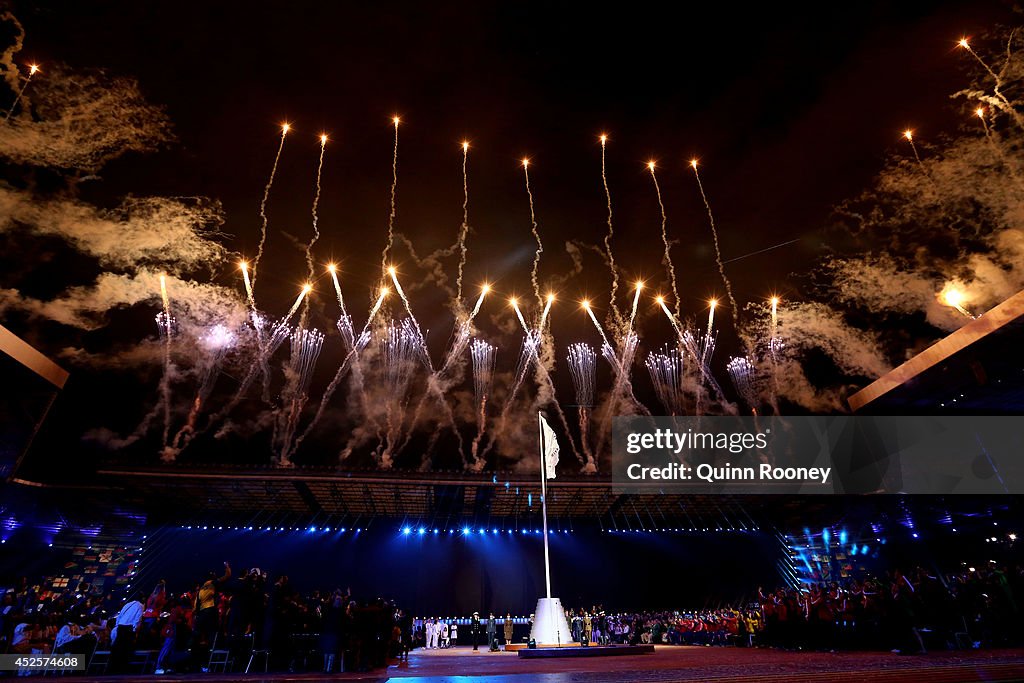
[4,0,1015,471]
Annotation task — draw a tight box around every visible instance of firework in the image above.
[274,327,326,465]
[469,337,497,466]
[691,159,739,330]
[600,134,621,320]
[388,266,433,371]
[939,283,974,318]
[3,63,40,122]
[648,161,680,318]
[727,356,760,411]
[957,37,1024,129]
[567,341,597,469]
[305,135,328,282]
[581,300,611,349]
[539,292,555,330]
[510,297,530,334]
[158,274,173,445]
[628,280,643,331]
[380,116,401,277]
[902,129,931,179]
[567,343,596,408]
[456,140,471,304]
[252,123,289,296]
[646,345,687,416]
[522,158,544,306]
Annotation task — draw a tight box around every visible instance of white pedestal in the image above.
[529,597,572,646]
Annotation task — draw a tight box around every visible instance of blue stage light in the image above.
[340,528,346,532]
[478,529,485,534]
[433,529,439,534]
[402,527,411,535]
[463,527,470,534]
[492,529,498,534]
[418,528,426,535]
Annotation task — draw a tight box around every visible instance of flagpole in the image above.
[538,411,551,599]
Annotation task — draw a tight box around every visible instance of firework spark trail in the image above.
[691,160,739,330]
[567,342,597,469]
[276,327,325,464]
[286,288,388,459]
[378,319,428,468]
[328,266,352,343]
[455,141,471,306]
[727,357,760,412]
[702,299,717,367]
[469,338,497,467]
[510,298,530,334]
[974,108,1024,190]
[201,285,311,435]
[305,137,327,280]
[646,345,687,416]
[902,130,933,182]
[628,281,643,331]
[241,261,255,311]
[582,301,611,349]
[388,267,433,372]
[522,159,544,307]
[500,330,540,416]
[658,298,728,408]
[648,162,680,318]
[158,275,173,446]
[958,37,1024,130]
[381,117,400,278]
[769,296,779,354]
[599,135,622,324]
[539,293,554,330]
[240,260,272,397]
[3,63,38,122]
[163,324,237,460]
[252,124,289,295]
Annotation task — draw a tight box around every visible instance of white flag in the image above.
[540,413,559,479]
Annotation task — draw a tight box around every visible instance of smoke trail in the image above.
[287,288,387,458]
[305,136,327,282]
[275,327,325,466]
[252,125,288,295]
[381,117,400,277]
[648,163,680,318]
[523,160,543,306]
[158,275,173,447]
[455,141,470,306]
[691,161,738,330]
[599,135,622,324]
[3,62,38,122]
[163,324,236,461]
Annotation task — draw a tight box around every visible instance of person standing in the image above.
[109,591,146,673]
[191,562,231,668]
[583,612,592,646]
[425,618,434,649]
[450,621,458,647]
[503,613,514,647]
[471,612,481,651]
[487,613,497,651]
[441,620,449,648]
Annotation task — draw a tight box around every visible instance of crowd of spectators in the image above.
[565,563,1024,654]
[0,561,1020,676]
[0,562,410,674]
